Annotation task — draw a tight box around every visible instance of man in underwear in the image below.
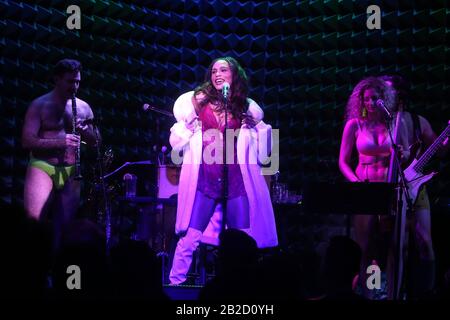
[22,59,100,251]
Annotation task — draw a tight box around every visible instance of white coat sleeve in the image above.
[245,98,273,166]
[169,91,199,151]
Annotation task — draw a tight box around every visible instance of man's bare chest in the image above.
[40,101,87,132]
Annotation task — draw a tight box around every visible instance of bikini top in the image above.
[355,119,392,164]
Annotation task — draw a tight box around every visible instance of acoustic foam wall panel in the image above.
[0,0,448,208]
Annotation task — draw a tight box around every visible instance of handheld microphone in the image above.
[376,99,393,119]
[222,82,230,99]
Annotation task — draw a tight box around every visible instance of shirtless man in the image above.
[22,59,99,250]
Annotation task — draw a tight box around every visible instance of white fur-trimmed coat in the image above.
[169,91,278,248]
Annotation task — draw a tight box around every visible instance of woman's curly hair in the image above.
[194,57,249,120]
[344,76,395,122]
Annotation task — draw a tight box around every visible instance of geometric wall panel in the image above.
[0,0,448,209]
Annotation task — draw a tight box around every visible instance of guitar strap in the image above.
[411,113,423,158]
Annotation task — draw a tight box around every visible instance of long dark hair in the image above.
[379,74,410,111]
[194,57,249,120]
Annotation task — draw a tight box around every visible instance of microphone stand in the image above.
[386,111,413,300]
[220,94,229,235]
[93,122,112,255]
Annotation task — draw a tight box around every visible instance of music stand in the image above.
[303,181,395,215]
[302,182,395,235]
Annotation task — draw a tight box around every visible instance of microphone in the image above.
[142,104,173,117]
[376,99,393,119]
[222,82,230,99]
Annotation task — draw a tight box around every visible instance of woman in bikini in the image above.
[338,77,397,298]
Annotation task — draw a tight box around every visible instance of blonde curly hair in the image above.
[344,76,395,122]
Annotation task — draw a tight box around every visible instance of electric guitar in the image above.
[403,123,450,205]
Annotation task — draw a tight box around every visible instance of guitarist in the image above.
[380,75,449,299]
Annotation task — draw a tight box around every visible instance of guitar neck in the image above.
[413,124,450,173]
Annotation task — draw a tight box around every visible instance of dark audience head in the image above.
[110,239,168,300]
[323,236,362,293]
[3,201,52,298]
[218,229,258,270]
[52,219,108,299]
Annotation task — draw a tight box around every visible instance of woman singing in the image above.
[168,57,278,285]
